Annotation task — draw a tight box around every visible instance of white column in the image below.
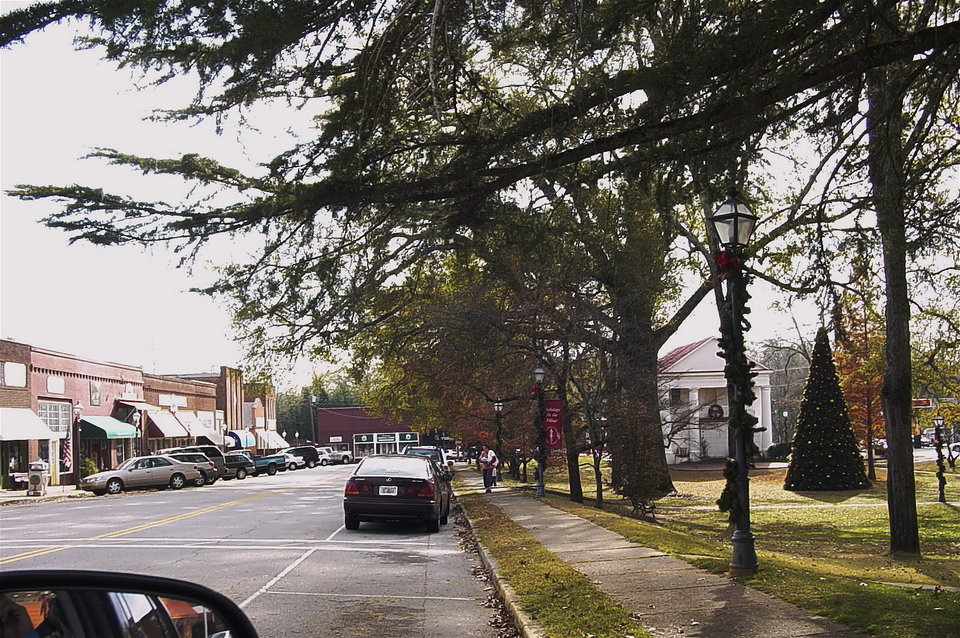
[688,388,700,460]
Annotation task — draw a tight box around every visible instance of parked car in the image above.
[280,446,320,468]
[231,449,286,476]
[317,446,353,464]
[222,452,255,480]
[158,445,227,478]
[343,454,453,533]
[282,452,307,471]
[167,452,218,486]
[921,428,937,447]
[80,455,202,495]
[402,445,454,468]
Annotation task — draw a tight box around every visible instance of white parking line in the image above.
[267,589,476,602]
[239,547,319,609]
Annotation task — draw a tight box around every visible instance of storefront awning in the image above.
[116,399,161,412]
[226,429,256,448]
[175,410,225,446]
[147,411,190,438]
[0,408,62,441]
[256,430,289,450]
[79,415,137,439]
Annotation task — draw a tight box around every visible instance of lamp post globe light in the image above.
[709,188,759,576]
[533,362,547,497]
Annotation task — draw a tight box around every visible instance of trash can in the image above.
[27,459,50,496]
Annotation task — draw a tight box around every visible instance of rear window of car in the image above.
[405,448,441,461]
[355,457,430,478]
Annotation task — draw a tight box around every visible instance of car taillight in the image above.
[344,479,360,495]
[415,482,435,498]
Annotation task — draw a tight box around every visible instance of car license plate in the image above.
[379,485,399,496]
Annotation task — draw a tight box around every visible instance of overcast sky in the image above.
[1,4,820,390]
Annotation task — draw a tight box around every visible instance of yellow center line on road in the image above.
[0,489,291,566]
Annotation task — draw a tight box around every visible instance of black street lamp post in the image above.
[533,362,547,497]
[709,188,759,576]
[934,415,947,502]
[494,401,504,463]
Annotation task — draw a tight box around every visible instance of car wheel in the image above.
[91,489,106,496]
[439,512,449,525]
[267,464,278,476]
[194,475,206,487]
[307,459,317,468]
[319,458,328,466]
[236,468,247,480]
[288,462,298,471]
[342,456,350,464]
[344,516,360,530]
[105,478,123,495]
[169,474,187,490]
[207,476,218,485]
[426,517,441,533]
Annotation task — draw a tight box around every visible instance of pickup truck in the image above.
[232,449,287,476]
[317,447,354,465]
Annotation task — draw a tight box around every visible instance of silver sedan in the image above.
[80,455,203,495]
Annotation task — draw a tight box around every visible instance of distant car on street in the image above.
[921,428,937,447]
[222,452,255,480]
[280,446,321,468]
[343,454,453,533]
[158,445,227,478]
[166,452,218,486]
[402,446,454,468]
[317,446,353,465]
[282,452,307,471]
[80,455,202,495]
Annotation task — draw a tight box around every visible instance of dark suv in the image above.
[159,445,227,478]
[280,446,320,468]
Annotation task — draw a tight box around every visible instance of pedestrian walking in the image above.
[479,444,499,493]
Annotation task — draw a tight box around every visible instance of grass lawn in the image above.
[481,459,960,638]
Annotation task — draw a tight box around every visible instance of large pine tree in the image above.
[785,327,870,491]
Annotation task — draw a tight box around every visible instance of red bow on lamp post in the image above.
[715,249,741,274]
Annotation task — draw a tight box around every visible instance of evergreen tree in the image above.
[785,327,870,491]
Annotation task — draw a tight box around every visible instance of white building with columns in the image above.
[659,338,774,463]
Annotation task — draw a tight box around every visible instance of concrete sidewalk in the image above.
[457,468,867,638]
[0,484,89,506]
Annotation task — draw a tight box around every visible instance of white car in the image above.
[282,453,306,471]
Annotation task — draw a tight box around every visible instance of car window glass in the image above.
[154,458,172,467]
[356,458,429,478]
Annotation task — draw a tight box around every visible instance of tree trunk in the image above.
[867,58,921,555]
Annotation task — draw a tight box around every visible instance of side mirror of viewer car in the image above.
[0,570,258,638]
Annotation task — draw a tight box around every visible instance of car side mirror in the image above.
[0,570,259,638]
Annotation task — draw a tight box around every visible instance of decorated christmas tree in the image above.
[785,327,871,491]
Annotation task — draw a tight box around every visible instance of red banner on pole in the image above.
[544,399,564,449]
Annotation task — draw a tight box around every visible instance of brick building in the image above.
[142,373,221,452]
[314,407,419,458]
[28,345,146,484]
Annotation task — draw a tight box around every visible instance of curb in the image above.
[0,490,92,506]
[456,487,547,638]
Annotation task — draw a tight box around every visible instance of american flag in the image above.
[61,433,72,471]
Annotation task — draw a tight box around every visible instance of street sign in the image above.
[913,398,934,409]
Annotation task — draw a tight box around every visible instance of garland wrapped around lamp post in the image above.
[710,189,761,576]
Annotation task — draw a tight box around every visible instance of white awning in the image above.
[256,429,289,450]
[0,408,63,441]
[175,410,225,445]
[147,411,189,438]
[116,399,161,412]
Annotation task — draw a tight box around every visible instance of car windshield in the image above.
[405,449,441,461]
[355,457,430,478]
[116,458,138,471]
